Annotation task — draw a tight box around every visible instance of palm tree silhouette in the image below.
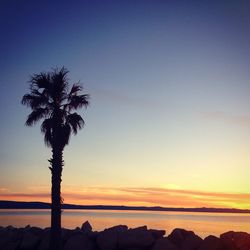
[21,67,89,250]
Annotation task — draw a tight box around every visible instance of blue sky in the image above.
[0,0,250,208]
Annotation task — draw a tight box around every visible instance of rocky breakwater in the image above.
[0,221,250,250]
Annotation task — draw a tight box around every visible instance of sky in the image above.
[0,0,250,209]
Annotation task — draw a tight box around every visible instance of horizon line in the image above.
[1,200,250,213]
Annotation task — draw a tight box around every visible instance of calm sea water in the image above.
[0,209,250,238]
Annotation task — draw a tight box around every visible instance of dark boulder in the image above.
[0,228,9,249]
[149,229,166,240]
[168,228,196,248]
[81,221,92,234]
[181,234,202,250]
[29,227,44,238]
[20,230,40,250]
[64,233,94,250]
[152,237,179,250]
[168,228,202,250]
[97,225,128,250]
[220,231,250,250]
[2,241,20,250]
[198,235,225,250]
[61,228,72,246]
[118,226,154,249]
[0,227,22,250]
[37,229,50,250]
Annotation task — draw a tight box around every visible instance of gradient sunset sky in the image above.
[0,0,250,209]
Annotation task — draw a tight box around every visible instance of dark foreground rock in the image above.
[64,233,94,250]
[0,222,249,250]
[198,235,225,250]
[220,231,250,250]
[118,226,155,249]
[168,228,203,249]
[96,225,128,250]
[152,237,179,250]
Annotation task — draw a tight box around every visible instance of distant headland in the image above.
[0,200,249,213]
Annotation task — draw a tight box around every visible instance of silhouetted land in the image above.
[0,200,249,213]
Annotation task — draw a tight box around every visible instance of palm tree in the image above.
[21,67,89,250]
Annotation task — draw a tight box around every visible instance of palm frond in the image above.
[25,108,50,126]
[67,94,89,111]
[66,113,85,134]
[41,118,53,147]
[51,67,69,100]
[30,72,51,90]
[52,67,69,82]
[21,93,48,109]
[69,84,82,96]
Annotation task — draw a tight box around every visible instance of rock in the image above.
[29,227,44,238]
[220,231,238,250]
[118,226,154,249]
[232,232,250,250]
[20,231,40,249]
[124,248,146,250]
[0,229,9,249]
[97,225,128,250]
[149,229,166,239]
[168,228,196,248]
[81,221,92,233]
[61,228,71,245]
[88,231,99,241]
[198,235,225,250]
[38,230,50,250]
[181,234,202,250]
[241,247,250,250]
[108,225,128,233]
[97,229,118,250]
[41,228,86,248]
[167,228,202,250]
[0,228,22,250]
[2,241,20,250]
[220,231,250,250]
[64,234,94,250]
[152,237,179,250]
[1,225,250,250]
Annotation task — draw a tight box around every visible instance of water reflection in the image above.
[0,209,249,238]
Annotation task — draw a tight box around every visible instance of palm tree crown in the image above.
[21,67,89,148]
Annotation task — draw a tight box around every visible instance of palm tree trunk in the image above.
[49,147,63,250]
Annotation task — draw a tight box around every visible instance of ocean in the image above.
[0,209,249,238]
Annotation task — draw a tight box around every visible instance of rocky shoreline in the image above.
[0,221,250,250]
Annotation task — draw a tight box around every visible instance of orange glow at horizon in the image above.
[0,187,250,210]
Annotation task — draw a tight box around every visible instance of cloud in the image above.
[201,111,250,127]
[0,186,249,209]
[0,187,8,192]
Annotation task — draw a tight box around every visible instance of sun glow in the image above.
[1,186,250,209]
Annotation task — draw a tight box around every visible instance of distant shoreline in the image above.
[0,200,249,213]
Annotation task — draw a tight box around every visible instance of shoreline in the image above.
[1,200,250,214]
[0,222,250,250]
